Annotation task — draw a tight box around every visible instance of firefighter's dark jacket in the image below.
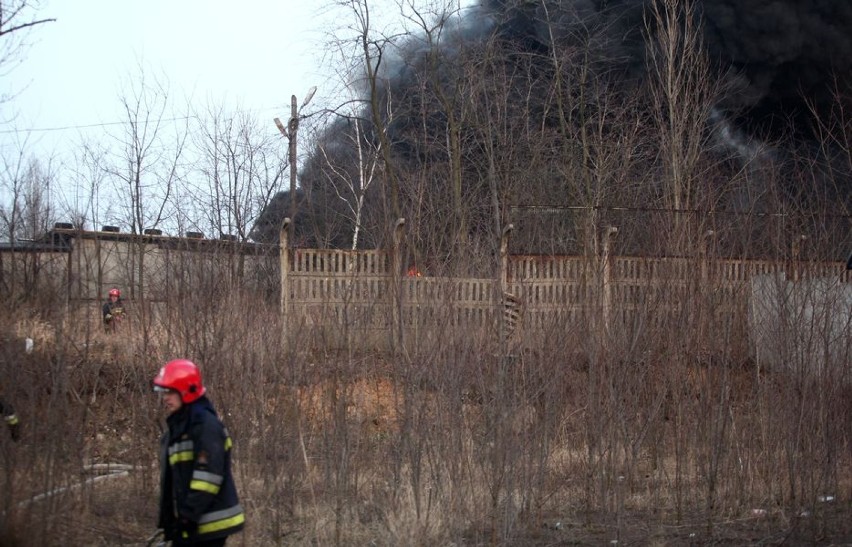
[158,395,245,541]
[102,299,124,322]
[0,397,16,421]
[1,397,19,427]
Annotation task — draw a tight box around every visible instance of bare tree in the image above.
[53,138,114,232]
[0,134,55,241]
[332,0,409,235]
[645,0,718,246]
[0,0,54,114]
[399,1,473,250]
[805,76,852,230]
[0,137,56,297]
[316,114,383,250]
[105,66,188,236]
[187,102,286,243]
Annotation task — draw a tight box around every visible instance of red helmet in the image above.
[153,359,206,403]
[109,288,121,297]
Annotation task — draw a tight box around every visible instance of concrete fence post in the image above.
[391,218,406,352]
[602,226,618,334]
[279,218,291,350]
[499,224,518,345]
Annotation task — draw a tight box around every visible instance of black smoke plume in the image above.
[254,0,851,262]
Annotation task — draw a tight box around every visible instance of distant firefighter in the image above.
[102,287,125,333]
[1,394,20,442]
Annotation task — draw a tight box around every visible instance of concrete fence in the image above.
[2,223,849,356]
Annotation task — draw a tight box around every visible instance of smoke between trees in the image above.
[255,0,851,260]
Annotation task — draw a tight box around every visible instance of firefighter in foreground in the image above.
[102,287,125,333]
[1,394,20,441]
[153,359,245,546]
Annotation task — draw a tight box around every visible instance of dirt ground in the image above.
[14,479,851,546]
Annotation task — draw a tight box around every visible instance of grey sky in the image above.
[3,0,480,157]
[3,0,340,156]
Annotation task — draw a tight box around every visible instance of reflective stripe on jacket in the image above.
[158,396,244,542]
[0,397,16,424]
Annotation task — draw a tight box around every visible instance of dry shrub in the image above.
[12,316,54,351]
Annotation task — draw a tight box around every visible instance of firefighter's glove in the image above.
[177,517,197,540]
[6,415,20,441]
[105,313,112,321]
